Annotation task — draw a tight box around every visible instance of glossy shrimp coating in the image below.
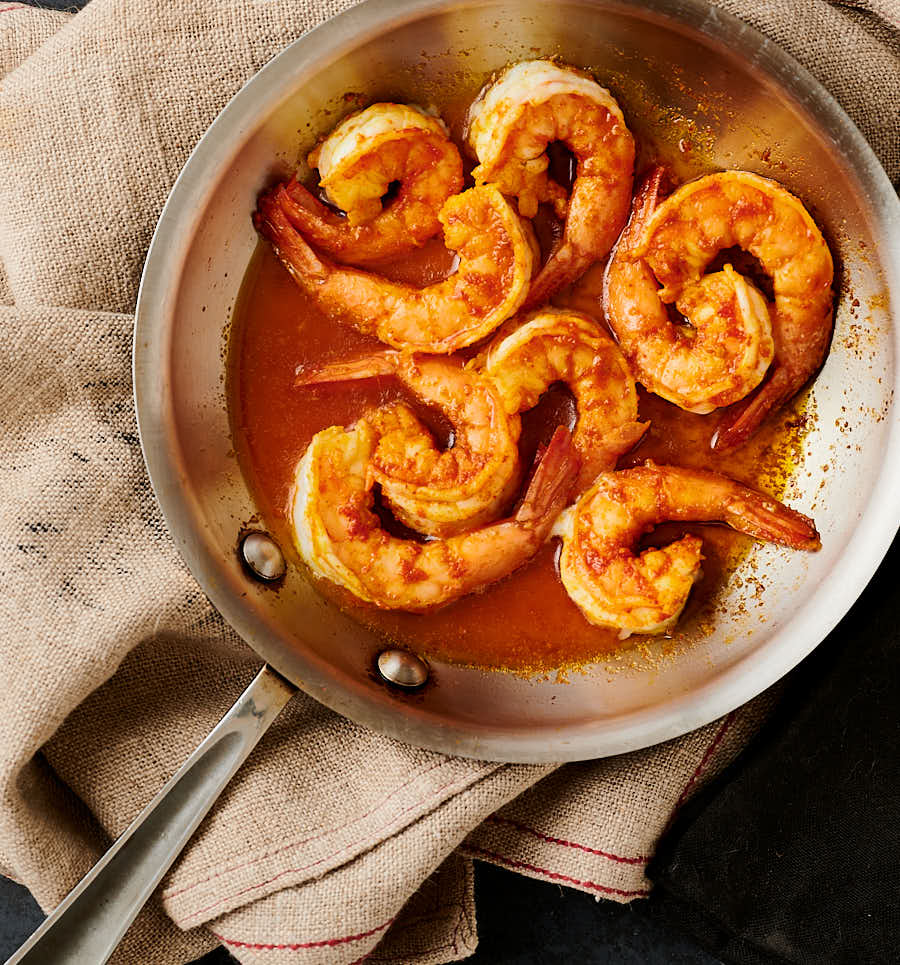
[255,183,536,353]
[297,351,522,538]
[473,309,647,493]
[610,169,834,442]
[467,60,635,308]
[292,424,578,610]
[553,462,821,636]
[280,103,464,266]
[606,168,777,415]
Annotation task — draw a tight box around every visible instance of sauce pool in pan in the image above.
[227,226,809,674]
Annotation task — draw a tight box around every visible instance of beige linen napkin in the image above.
[0,1,896,963]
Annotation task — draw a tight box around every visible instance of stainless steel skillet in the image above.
[8,0,900,961]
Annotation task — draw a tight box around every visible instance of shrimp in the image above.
[472,308,648,492]
[605,168,777,415]
[278,103,464,266]
[254,183,536,353]
[466,60,635,308]
[553,462,820,636]
[607,168,833,444]
[297,351,522,538]
[292,424,578,610]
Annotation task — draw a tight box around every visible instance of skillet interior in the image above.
[134,0,900,762]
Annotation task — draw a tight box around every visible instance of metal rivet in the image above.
[241,531,286,581]
[377,649,429,689]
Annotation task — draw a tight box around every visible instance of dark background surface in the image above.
[0,864,723,964]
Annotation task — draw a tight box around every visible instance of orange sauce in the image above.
[228,230,807,673]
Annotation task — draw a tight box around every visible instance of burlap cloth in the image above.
[0,1,896,962]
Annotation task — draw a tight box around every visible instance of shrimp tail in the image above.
[278,177,354,248]
[297,351,400,386]
[515,426,579,527]
[278,179,396,268]
[522,247,577,311]
[623,418,651,447]
[281,177,339,225]
[254,186,329,282]
[577,419,650,492]
[724,486,820,551]
[620,165,668,255]
[712,365,796,451]
[602,419,650,462]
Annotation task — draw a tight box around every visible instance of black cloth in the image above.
[648,531,900,964]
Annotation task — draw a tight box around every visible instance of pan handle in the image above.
[4,664,296,965]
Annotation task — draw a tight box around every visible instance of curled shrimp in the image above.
[606,168,777,415]
[467,60,635,308]
[255,183,536,353]
[298,351,522,538]
[292,424,578,610]
[278,103,464,266]
[553,462,821,636]
[472,308,647,493]
[607,168,833,443]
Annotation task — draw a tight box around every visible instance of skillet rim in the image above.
[133,0,900,763]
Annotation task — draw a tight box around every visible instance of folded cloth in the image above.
[0,1,895,963]
[649,533,900,965]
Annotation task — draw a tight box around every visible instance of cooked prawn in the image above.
[607,168,833,443]
[279,103,464,266]
[472,308,647,492]
[255,184,536,353]
[605,168,776,415]
[553,462,821,636]
[467,60,634,308]
[298,351,521,537]
[292,424,578,610]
